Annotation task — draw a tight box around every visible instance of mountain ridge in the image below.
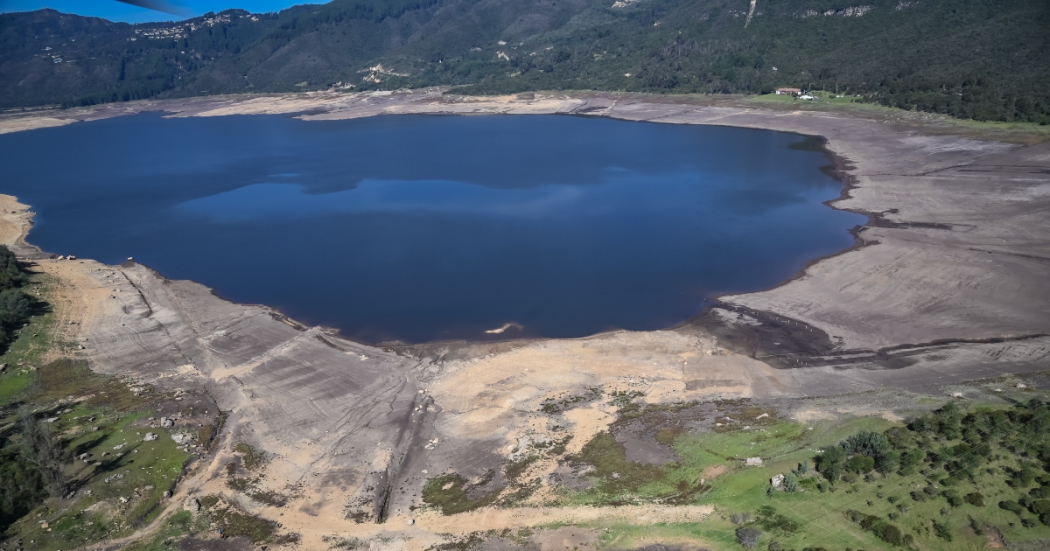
[1,0,1048,122]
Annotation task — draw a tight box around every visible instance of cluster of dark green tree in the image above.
[0,246,49,532]
[0,246,31,348]
[1,0,1048,123]
[814,398,1050,546]
[0,412,68,532]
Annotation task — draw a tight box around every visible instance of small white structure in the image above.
[771,473,785,488]
[746,457,763,467]
[799,94,817,100]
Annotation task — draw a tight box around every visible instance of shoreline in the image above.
[2,91,1050,549]
[3,90,1044,352]
[2,90,1048,355]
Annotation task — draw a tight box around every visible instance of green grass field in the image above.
[1,358,194,550]
[556,393,1050,550]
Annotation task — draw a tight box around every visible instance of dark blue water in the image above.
[0,113,863,343]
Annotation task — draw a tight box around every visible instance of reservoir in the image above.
[0,113,864,343]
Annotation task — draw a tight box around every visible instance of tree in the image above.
[0,245,25,289]
[0,289,30,327]
[899,448,924,472]
[19,410,68,497]
[817,446,846,482]
[842,431,890,458]
[0,437,45,532]
[875,449,900,474]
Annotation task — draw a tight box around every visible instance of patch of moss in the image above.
[198,495,220,509]
[505,456,537,480]
[233,442,267,471]
[655,427,684,447]
[574,431,665,494]
[422,474,499,515]
[209,503,280,543]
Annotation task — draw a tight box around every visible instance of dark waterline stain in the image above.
[0,113,865,344]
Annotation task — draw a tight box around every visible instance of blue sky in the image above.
[0,0,312,22]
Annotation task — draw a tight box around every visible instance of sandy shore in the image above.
[2,90,1049,549]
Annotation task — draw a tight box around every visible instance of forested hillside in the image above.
[1,0,1048,122]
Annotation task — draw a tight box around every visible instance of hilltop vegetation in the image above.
[1,0,1048,123]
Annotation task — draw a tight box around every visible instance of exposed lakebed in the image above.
[1,113,863,343]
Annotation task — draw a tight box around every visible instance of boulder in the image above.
[185,497,201,513]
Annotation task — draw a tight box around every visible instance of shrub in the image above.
[756,506,799,533]
[933,520,952,541]
[874,522,904,545]
[1010,463,1038,487]
[736,527,762,549]
[1029,499,1050,516]
[1002,500,1025,515]
[899,448,924,470]
[965,492,985,507]
[944,490,964,507]
[846,455,875,474]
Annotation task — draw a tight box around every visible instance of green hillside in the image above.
[1,0,1047,122]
